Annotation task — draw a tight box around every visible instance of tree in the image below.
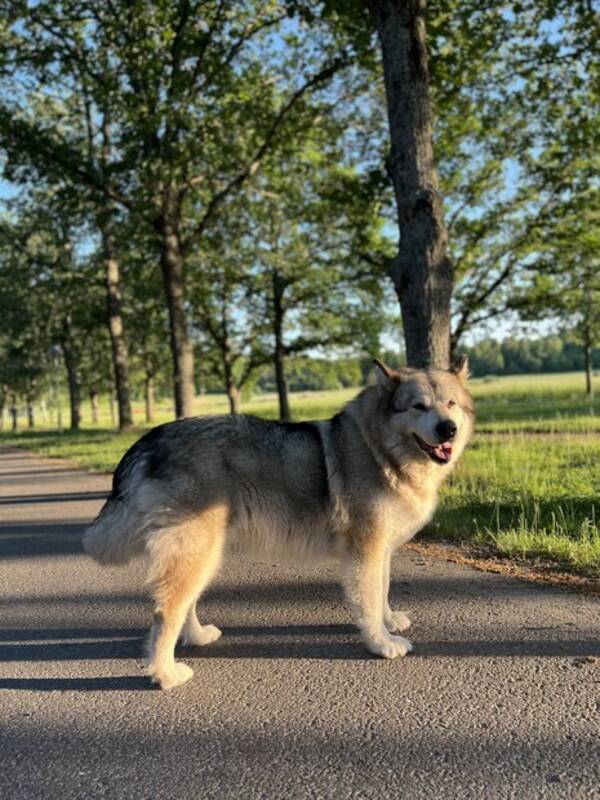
[0,27,135,429]
[510,195,599,398]
[365,0,452,368]
[323,1,598,360]
[191,141,391,419]
[0,195,107,430]
[0,1,356,418]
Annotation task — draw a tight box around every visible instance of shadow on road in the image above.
[2,712,599,798]
[0,675,152,691]
[0,620,598,695]
[0,521,88,558]
[0,491,109,505]
[0,468,91,481]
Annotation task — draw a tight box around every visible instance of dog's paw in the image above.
[366,634,413,660]
[150,662,194,690]
[384,611,412,633]
[181,624,222,647]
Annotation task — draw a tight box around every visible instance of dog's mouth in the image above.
[413,434,453,464]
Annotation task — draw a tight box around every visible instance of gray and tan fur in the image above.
[84,357,474,689]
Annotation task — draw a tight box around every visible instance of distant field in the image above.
[2,371,599,576]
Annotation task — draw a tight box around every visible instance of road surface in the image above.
[1,446,599,799]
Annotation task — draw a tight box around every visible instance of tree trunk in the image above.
[10,392,17,432]
[226,382,241,415]
[368,0,453,369]
[145,374,156,423]
[101,223,134,431]
[89,387,99,424]
[222,351,241,415]
[157,205,195,419]
[584,343,593,399]
[99,114,133,432]
[272,273,291,422]
[0,390,5,431]
[62,341,82,431]
[582,276,594,405]
[26,397,35,428]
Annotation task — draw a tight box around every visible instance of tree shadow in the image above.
[0,620,597,696]
[0,675,151,691]
[0,491,108,506]
[0,521,88,558]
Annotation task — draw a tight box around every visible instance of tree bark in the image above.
[62,339,82,431]
[101,222,134,431]
[157,202,195,419]
[582,276,594,403]
[145,374,156,423]
[222,347,241,415]
[226,382,241,415]
[99,113,133,432]
[272,272,291,421]
[367,0,453,368]
[10,392,17,432]
[26,396,35,428]
[584,342,593,400]
[89,387,99,424]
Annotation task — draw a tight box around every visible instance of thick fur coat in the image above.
[84,358,474,689]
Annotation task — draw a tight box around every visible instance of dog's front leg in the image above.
[382,551,412,634]
[342,544,412,659]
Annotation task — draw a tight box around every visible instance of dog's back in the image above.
[83,415,337,565]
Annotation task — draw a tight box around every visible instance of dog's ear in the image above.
[451,354,470,383]
[373,358,400,391]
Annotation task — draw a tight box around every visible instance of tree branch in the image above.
[182,55,348,251]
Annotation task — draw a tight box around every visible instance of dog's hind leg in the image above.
[145,507,226,690]
[342,541,412,660]
[382,551,411,634]
[180,599,222,647]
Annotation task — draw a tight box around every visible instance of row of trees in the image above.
[0,1,597,430]
[465,333,600,379]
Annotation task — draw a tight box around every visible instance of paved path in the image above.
[1,446,599,799]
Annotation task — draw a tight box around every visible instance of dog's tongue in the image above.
[433,442,453,462]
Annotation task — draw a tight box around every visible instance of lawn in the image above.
[2,371,599,576]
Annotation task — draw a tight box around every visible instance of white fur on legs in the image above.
[146,608,195,690]
[381,553,412,634]
[145,510,225,690]
[384,610,412,633]
[342,548,413,660]
[367,633,413,659]
[180,604,222,646]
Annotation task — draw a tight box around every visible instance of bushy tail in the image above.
[83,497,145,565]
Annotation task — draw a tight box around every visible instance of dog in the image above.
[84,357,474,689]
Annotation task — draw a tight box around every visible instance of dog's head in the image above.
[372,356,474,468]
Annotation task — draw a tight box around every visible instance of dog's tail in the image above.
[82,496,146,565]
[83,435,154,565]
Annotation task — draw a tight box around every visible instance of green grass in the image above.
[2,372,599,576]
[430,431,600,574]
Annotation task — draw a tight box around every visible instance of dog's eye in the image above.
[448,400,456,408]
[413,403,428,412]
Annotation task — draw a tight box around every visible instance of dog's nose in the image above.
[436,420,457,441]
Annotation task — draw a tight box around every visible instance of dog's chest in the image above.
[384,488,438,546]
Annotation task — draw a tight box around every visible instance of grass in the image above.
[2,371,599,576]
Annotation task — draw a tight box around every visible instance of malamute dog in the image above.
[84,358,474,689]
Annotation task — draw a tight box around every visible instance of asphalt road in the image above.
[1,445,599,799]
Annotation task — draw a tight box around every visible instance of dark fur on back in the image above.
[111,415,330,507]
